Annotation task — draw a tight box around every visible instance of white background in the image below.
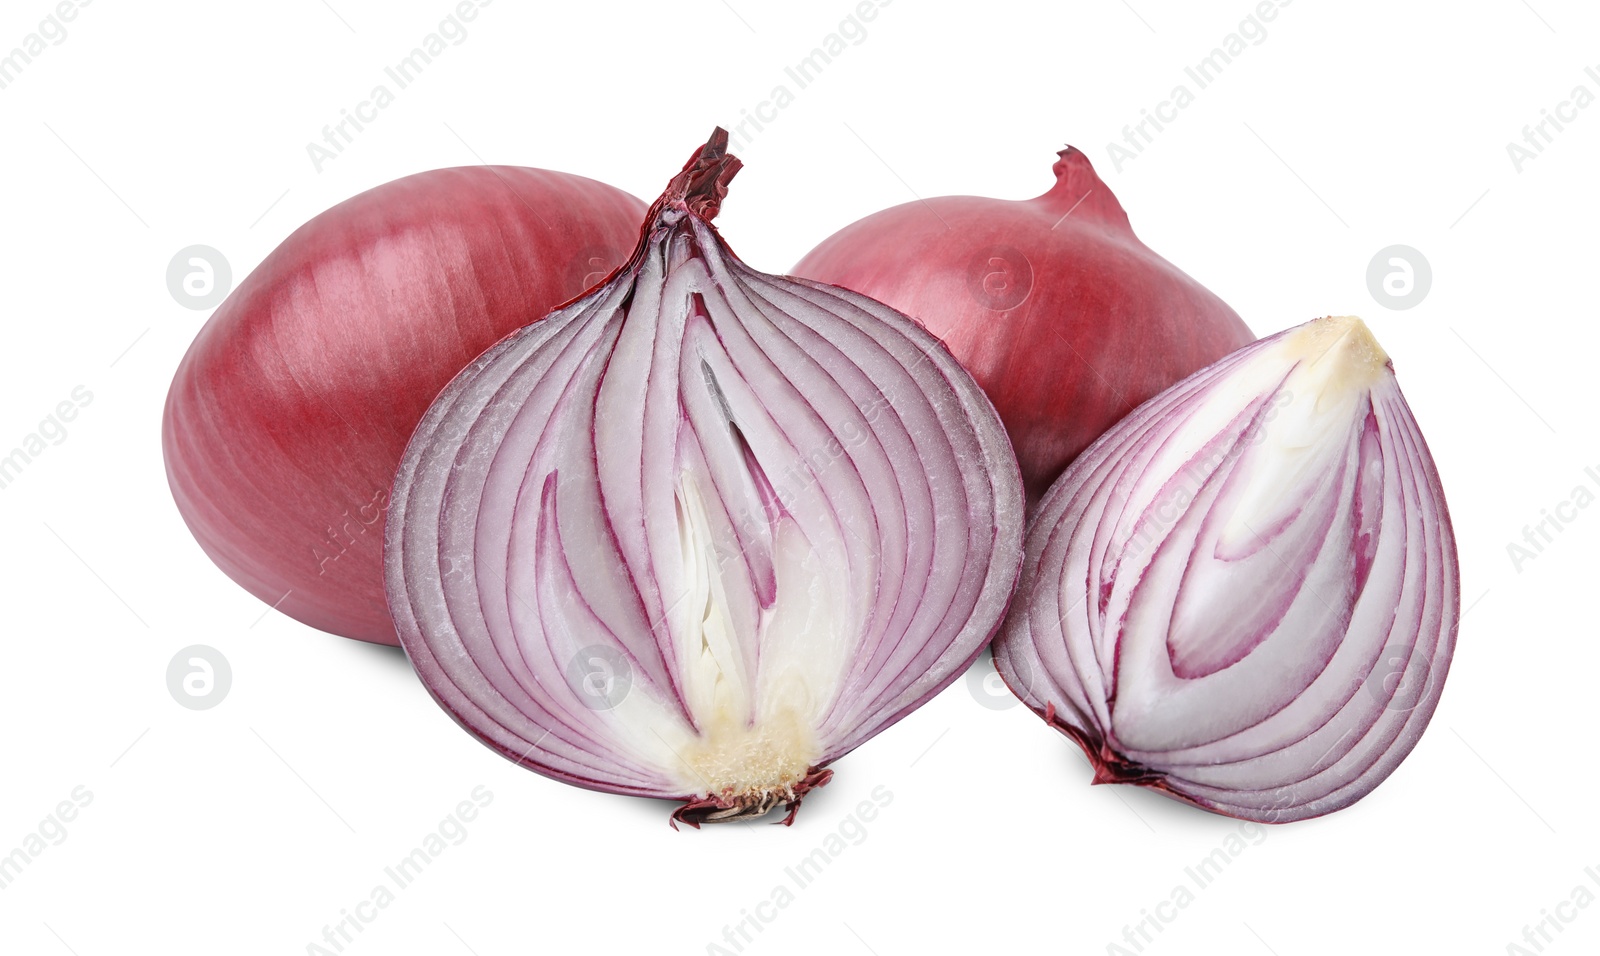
[0,0,1594,953]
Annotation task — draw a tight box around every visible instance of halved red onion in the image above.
[993,316,1458,822]
[385,130,1024,825]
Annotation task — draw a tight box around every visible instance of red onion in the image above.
[793,146,1255,502]
[163,167,646,644]
[385,130,1024,826]
[993,316,1458,822]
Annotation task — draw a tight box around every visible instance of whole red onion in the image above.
[793,146,1256,501]
[164,167,646,644]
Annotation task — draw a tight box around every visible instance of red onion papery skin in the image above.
[163,167,646,645]
[793,147,1256,503]
[992,316,1459,823]
[385,130,1025,826]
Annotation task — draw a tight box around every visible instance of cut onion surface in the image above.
[386,130,1025,826]
[993,316,1458,823]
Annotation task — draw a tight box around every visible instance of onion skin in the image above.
[793,147,1255,502]
[993,316,1458,823]
[386,131,1025,825]
[163,167,646,644]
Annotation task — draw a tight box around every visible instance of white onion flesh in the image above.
[993,316,1458,823]
[385,132,1024,825]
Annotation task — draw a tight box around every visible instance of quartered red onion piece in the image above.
[386,130,1024,826]
[993,316,1458,823]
